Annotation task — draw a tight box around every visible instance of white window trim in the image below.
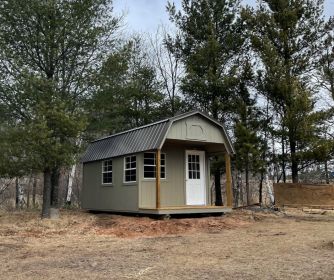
[124,155,137,183]
[143,152,166,180]
[102,159,113,185]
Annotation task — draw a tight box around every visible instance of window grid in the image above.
[143,152,166,179]
[188,154,200,179]
[124,155,136,182]
[102,160,112,184]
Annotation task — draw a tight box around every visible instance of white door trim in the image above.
[185,150,206,205]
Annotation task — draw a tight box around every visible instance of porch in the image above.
[138,205,232,215]
[139,139,233,214]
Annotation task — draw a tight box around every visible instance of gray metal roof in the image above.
[81,110,235,163]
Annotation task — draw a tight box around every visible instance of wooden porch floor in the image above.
[138,205,232,215]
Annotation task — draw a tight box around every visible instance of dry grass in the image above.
[0,208,333,280]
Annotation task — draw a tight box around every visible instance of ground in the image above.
[0,208,333,280]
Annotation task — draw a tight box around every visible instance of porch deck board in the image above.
[138,206,232,215]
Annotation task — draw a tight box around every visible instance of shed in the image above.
[81,110,235,215]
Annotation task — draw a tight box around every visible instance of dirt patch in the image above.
[0,209,256,238]
[0,208,333,280]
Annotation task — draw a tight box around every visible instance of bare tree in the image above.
[149,25,184,116]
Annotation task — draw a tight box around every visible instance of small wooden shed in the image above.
[81,111,235,215]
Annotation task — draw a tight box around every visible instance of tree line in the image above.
[0,0,333,217]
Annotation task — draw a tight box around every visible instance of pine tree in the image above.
[88,37,164,137]
[243,0,328,182]
[233,60,265,205]
[0,0,120,217]
[167,0,244,205]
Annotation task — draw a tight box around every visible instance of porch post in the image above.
[225,153,233,207]
[156,149,161,209]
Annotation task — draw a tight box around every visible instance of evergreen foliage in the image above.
[0,0,120,217]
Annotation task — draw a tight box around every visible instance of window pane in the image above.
[130,170,136,181]
[145,165,155,172]
[131,161,136,169]
[197,171,200,179]
[144,171,155,178]
[144,153,155,165]
[103,173,112,184]
[161,171,165,179]
[143,153,166,179]
[144,157,155,165]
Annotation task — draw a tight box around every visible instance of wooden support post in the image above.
[225,153,233,207]
[156,149,161,209]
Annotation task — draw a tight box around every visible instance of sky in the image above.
[113,0,334,34]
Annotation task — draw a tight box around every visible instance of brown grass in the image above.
[0,208,333,280]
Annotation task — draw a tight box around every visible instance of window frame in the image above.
[124,155,137,183]
[143,152,166,180]
[101,159,113,185]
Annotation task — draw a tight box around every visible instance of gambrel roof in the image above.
[81,110,235,163]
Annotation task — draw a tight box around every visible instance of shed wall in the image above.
[139,145,185,207]
[139,144,211,208]
[166,115,226,144]
[82,156,138,211]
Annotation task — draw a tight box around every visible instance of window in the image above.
[188,154,200,179]
[124,155,136,182]
[144,152,166,179]
[102,160,112,184]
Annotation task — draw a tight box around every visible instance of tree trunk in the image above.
[66,164,76,205]
[214,168,223,206]
[325,161,329,184]
[237,171,244,206]
[15,178,24,209]
[259,172,264,206]
[41,169,52,218]
[281,134,286,183]
[32,176,37,207]
[265,172,275,205]
[27,177,31,209]
[51,168,60,208]
[232,170,239,207]
[15,178,19,209]
[245,165,250,206]
[290,138,298,183]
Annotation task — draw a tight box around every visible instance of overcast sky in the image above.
[113,0,334,34]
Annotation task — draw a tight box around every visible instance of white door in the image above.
[185,150,206,205]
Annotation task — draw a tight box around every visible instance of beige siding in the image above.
[82,156,138,211]
[166,115,226,144]
[139,145,186,207]
[139,144,211,208]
